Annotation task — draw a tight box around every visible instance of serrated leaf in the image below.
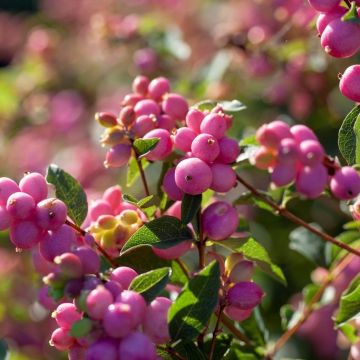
[168,261,220,340]
[46,164,88,226]
[335,274,360,326]
[133,138,160,157]
[289,225,327,266]
[174,340,207,360]
[121,216,193,253]
[129,267,171,302]
[70,318,92,338]
[181,194,202,224]
[338,105,360,165]
[127,157,149,187]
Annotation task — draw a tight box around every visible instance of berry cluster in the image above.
[309,0,360,102]
[162,106,240,197]
[96,75,189,168]
[254,120,360,199]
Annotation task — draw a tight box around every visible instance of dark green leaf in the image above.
[129,267,171,302]
[238,308,268,346]
[121,216,193,253]
[338,105,360,165]
[168,261,220,340]
[204,334,233,359]
[331,231,360,262]
[70,318,93,338]
[181,194,202,224]
[342,1,360,24]
[133,138,160,157]
[174,340,207,360]
[127,157,149,187]
[122,193,138,205]
[335,275,360,326]
[0,339,8,360]
[156,348,175,360]
[280,304,295,330]
[224,343,260,360]
[46,164,88,226]
[289,225,326,266]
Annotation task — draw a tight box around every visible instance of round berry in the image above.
[0,177,20,205]
[224,306,252,322]
[152,240,192,260]
[316,6,347,35]
[227,281,264,310]
[148,77,170,100]
[118,332,157,360]
[185,108,204,133]
[89,200,114,222]
[191,134,220,163]
[134,99,160,117]
[110,267,138,289]
[10,220,44,249]
[103,303,134,338]
[36,198,67,231]
[217,137,240,163]
[119,106,136,127]
[162,93,188,120]
[0,206,11,231]
[339,65,360,103]
[200,113,227,139]
[104,144,132,168]
[85,338,118,360]
[271,163,297,187]
[55,252,83,278]
[296,164,328,199]
[253,147,277,170]
[156,114,176,131]
[73,246,100,274]
[131,114,157,137]
[143,129,173,161]
[210,163,236,193]
[132,75,149,95]
[308,0,340,12]
[103,185,122,212]
[53,303,82,330]
[104,280,123,299]
[290,125,317,144]
[330,166,360,200]
[299,140,324,166]
[277,138,299,164]
[6,192,35,219]
[50,328,74,351]
[174,127,197,153]
[86,285,113,320]
[19,172,48,203]
[162,168,183,201]
[256,121,292,149]
[116,290,147,326]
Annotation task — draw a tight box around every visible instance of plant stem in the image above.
[196,209,206,269]
[175,258,190,279]
[235,173,360,257]
[209,305,225,360]
[132,144,150,197]
[65,219,117,267]
[221,314,252,345]
[266,252,354,357]
[164,346,186,360]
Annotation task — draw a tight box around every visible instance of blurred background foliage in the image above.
[0,0,358,359]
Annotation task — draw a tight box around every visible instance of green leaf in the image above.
[121,216,193,253]
[204,334,233,360]
[193,100,217,112]
[219,99,247,114]
[218,238,286,285]
[0,339,8,360]
[331,230,360,262]
[342,1,360,24]
[127,157,149,187]
[302,284,320,305]
[280,304,296,330]
[70,318,93,338]
[338,323,359,344]
[170,260,189,286]
[129,267,171,302]
[240,135,258,146]
[343,220,360,230]
[156,348,175,360]
[224,343,260,360]
[116,246,170,274]
[46,164,88,226]
[238,308,268,346]
[122,193,138,205]
[168,261,220,340]
[137,195,155,207]
[338,105,360,165]
[174,340,207,360]
[289,225,327,266]
[335,274,360,326]
[133,138,160,157]
[181,194,202,224]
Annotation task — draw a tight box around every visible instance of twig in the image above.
[175,258,190,279]
[196,209,206,269]
[221,314,252,345]
[131,144,150,197]
[235,173,360,257]
[209,305,225,360]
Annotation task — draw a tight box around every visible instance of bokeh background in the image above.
[0,0,358,359]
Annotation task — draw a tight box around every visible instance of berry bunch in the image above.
[96,75,189,168]
[309,0,360,102]
[163,106,240,197]
[253,120,360,199]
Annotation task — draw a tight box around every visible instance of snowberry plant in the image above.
[1,4,360,356]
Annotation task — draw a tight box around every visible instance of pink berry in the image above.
[316,6,347,35]
[164,201,181,219]
[339,65,360,103]
[69,345,86,360]
[32,248,56,275]
[86,285,113,320]
[36,198,67,231]
[330,166,360,200]
[39,224,76,261]
[174,127,197,152]
[296,164,328,198]
[110,267,138,289]
[200,113,227,139]
[89,200,114,222]
[308,0,340,12]
[228,260,255,283]
[191,134,220,163]
[321,19,360,58]
[156,114,176,131]
[217,137,240,164]
[10,220,44,249]
[119,106,136,127]
[134,99,160,117]
[162,93,188,120]
[118,332,157,360]
[55,252,83,278]
[96,112,118,128]
[6,192,35,219]
[202,201,238,241]
[104,280,123,299]
[85,338,118,360]
[53,303,82,330]
[143,297,171,344]
[116,290,147,326]
[227,281,264,310]
[256,121,292,149]
[143,129,173,161]
[19,172,48,203]
[299,140,324,166]
[73,246,100,274]
[103,303,134,338]
[122,93,144,107]
[132,75,149,95]
[290,125,317,144]
[210,163,236,193]
[50,328,74,351]
[152,240,192,260]
[224,306,252,322]
[38,286,57,310]
[271,163,297,187]
[277,138,299,164]
[103,185,122,212]
[148,77,170,100]
[0,177,20,205]
[253,147,277,170]
[104,144,132,168]
[131,114,157,137]
[174,158,212,195]
[185,109,205,133]
[0,206,11,230]
[162,168,183,201]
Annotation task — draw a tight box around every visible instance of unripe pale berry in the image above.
[19,172,48,203]
[73,246,100,274]
[0,206,11,230]
[202,201,238,241]
[131,114,156,137]
[118,331,157,360]
[134,99,160,117]
[256,121,292,149]
[104,144,132,168]
[119,106,136,127]
[143,129,173,161]
[89,200,114,222]
[217,137,240,163]
[152,240,192,259]
[271,163,297,187]
[162,168,183,201]
[316,6,347,35]
[290,124,317,144]
[185,108,205,133]
[174,127,197,153]
[6,192,35,219]
[95,112,117,128]
[308,0,340,12]
[102,185,122,211]
[175,158,212,195]
[148,76,170,100]
[143,297,171,344]
[296,164,328,199]
[132,75,150,95]
[330,166,360,200]
[103,303,134,338]
[85,338,118,360]
[0,177,20,205]
[86,285,113,320]
[10,221,44,249]
[162,93,188,120]
[36,198,67,231]
[116,290,147,326]
[55,252,83,278]
[224,306,252,322]
[299,140,324,166]
[191,134,220,163]
[200,113,227,139]
[210,163,236,193]
[253,147,277,170]
[53,303,82,330]
[50,328,74,351]
[122,93,144,107]
[228,260,255,283]
[339,65,360,103]
[227,281,264,310]
[110,267,138,289]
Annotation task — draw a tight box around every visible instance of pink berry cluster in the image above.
[96,75,189,168]
[162,106,240,197]
[254,120,360,199]
[49,266,171,360]
[309,0,360,102]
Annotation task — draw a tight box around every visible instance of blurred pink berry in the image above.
[6,192,35,220]
[132,75,150,96]
[118,331,157,360]
[148,77,170,100]
[271,163,297,187]
[50,328,74,351]
[104,144,132,168]
[116,290,147,326]
[103,303,134,338]
[10,220,44,249]
[308,0,340,12]
[339,65,360,102]
[185,108,204,133]
[0,177,20,206]
[217,137,240,163]
[53,303,82,330]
